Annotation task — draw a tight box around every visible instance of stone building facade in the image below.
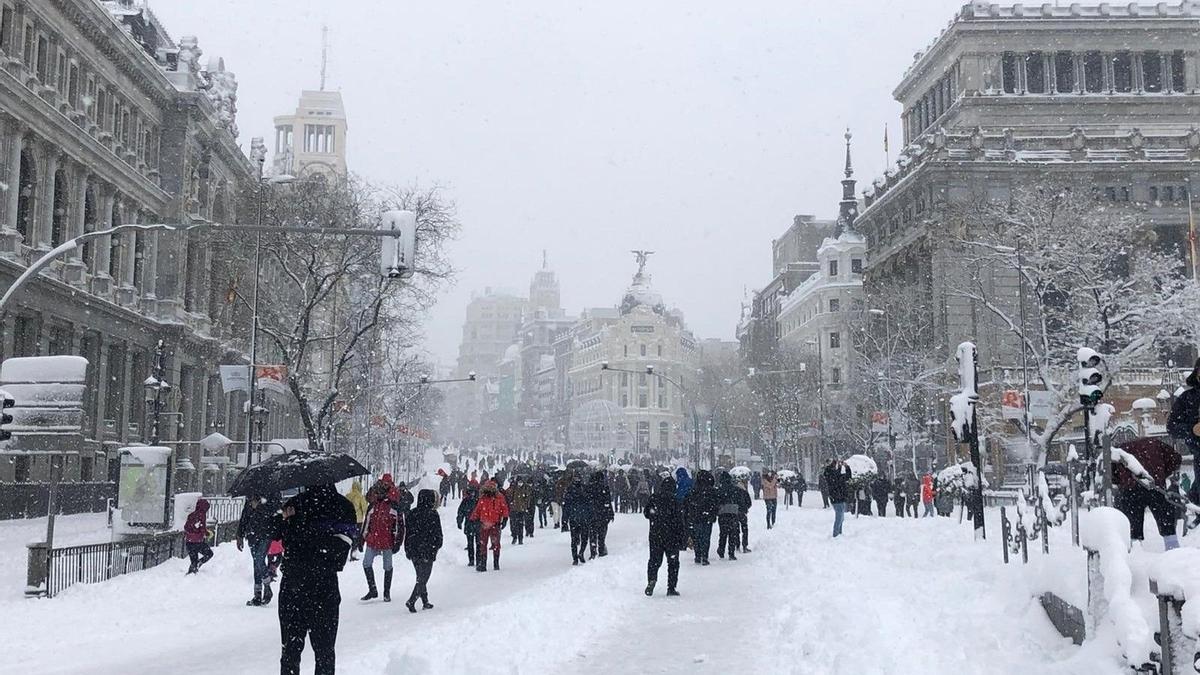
[859,1,1200,367]
[0,0,300,492]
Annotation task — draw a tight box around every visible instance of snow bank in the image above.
[0,355,88,383]
[1149,548,1200,638]
[1079,507,1153,667]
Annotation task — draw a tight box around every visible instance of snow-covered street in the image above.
[2,497,1105,675]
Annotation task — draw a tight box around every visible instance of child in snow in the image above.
[184,498,214,574]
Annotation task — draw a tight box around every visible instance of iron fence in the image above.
[39,515,241,598]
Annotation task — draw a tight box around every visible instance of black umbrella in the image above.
[565,459,589,470]
[228,450,368,497]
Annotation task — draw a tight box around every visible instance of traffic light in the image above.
[379,210,417,279]
[0,389,14,441]
[1077,347,1105,408]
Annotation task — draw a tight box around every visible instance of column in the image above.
[90,189,113,296]
[64,164,87,284]
[36,148,58,250]
[141,230,158,299]
[1132,52,1145,92]
[1074,52,1086,94]
[1,118,23,255]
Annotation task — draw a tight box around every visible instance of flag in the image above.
[883,124,889,154]
[225,275,239,304]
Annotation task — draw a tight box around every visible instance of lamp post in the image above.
[143,339,172,445]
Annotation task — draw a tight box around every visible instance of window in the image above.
[638,373,646,386]
[621,393,628,407]
[0,7,13,54]
[1055,52,1075,93]
[1083,52,1104,93]
[1025,52,1046,94]
[828,260,839,277]
[1002,52,1018,93]
[623,345,628,357]
[829,298,840,313]
[659,422,669,449]
[830,367,842,385]
[829,331,841,349]
[1144,52,1163,93]
[1150,186,1159,203]
[638,393,647,408]
[639,344,646,357]
[1172,51,1186,92]
[851,258,863,274]
[1112,52,1133,93]
[620,372,628,387]
[35,35,48,82]
[303,124,336,153]
[21,22,31,65]
[658,393,665,408]
[656,345,662,357]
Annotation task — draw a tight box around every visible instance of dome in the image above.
[620,272,666,315]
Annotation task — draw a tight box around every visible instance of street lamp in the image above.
[142,339,172,445]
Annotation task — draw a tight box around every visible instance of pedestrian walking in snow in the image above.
[469,480,509,572]
[818,470,829,508]
[404,489,444,612]
[553,470,572,531]
[684,470,718,564]
[761,471,779,529]
[871,475,890,517]
[534,477,552,529]
[782,476,795,508]
[905,475,921,517]
[855,485,873,517]
[795,473,807,507]
[506,476,532,545]
[345,481,368,561]
[636,472,652,512]
[675,467,695,502]
[563,474,593,564]
[892,476,907,518]
[273,484,356,675]
[1110,427,1183,550]
[184,498,213,574]
[750,471,762,501]
[715,472,742,560]
[456,482,481,567]
[588,470,616,558]
[823,459,851,538]
[237,493,278,606]
[736,478,752,553]
[921,474,936,517]
[645,476,687,597]
[359,485,402,602]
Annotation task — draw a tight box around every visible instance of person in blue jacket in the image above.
[675,467,694,502]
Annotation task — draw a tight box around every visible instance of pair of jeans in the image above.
[690,521,713,562]
[647,543,679,590]
[764,499,778,528]
[537,504,548,527]
[408,559,433,604]
[362,546,393,571]
[716,514,740,556]
[739,513,749,549]
[249,538,270,587]
[279,578,339,675]
[511,513,525,544]
[923,501,935,517]
[832,502,846,537]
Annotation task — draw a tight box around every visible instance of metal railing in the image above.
[34,514,242,598]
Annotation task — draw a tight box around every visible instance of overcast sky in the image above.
[152,0,965,367]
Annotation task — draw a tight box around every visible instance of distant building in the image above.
[448,287,527,445]
[272,90,348,179]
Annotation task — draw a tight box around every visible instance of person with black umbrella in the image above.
[271,484,356,675]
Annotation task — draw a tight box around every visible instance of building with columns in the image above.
[272,89,348,179]
[860,1,1200,368]
[0,0,300,495]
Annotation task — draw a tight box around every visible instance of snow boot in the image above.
[492,551,500,570]
[666,588,681,597]
[246,583,263,606]
[261,582,273,606]
[383,570,393,602]
[467,546,475,567]
[645,581,655,596]
[361,568,378,601]
[405,599,417,613]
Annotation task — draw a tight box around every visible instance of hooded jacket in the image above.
[921,475,935,503]
[346,482,369,524]
[184,499,210,543]
[362,498,402,551]
[507,479,534,512]
[587,471,615,524]
[823,462,852,503]
[675,468,694,501]
[683,470,719,525]
[562,477,593,527]
[1168,384,1200,458]
[469,482,510,529]
[237,495,276,543]
[273,484,357,586]
[457,486,481,534]
[645,477,688,551]
[404,489,444,562]
[716,472,747,516]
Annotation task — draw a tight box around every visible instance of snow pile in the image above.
[1079,507,1153,668]
[1149,548,1200,638]
[1089,403,1115,443]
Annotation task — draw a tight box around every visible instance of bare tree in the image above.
[943,181,1200,465]
[230,178,458,449]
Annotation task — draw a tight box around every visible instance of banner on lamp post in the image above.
[1001,390,1025,420]
[219,365,250,394]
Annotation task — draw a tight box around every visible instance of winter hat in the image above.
[382,473,394,485]
[483,480,498,493]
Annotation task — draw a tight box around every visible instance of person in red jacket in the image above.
[359,493,403,601]
[184,498,213,574]
[1111,428,1183,550]
[920,474,935,518]
[469,480,509,572]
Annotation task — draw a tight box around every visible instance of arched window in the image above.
[50,168,68,248]
[108,201,122,279]
[81,185,96,270]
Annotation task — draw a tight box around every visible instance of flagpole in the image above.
[883,124,890,171]
[1189,184,1197,282]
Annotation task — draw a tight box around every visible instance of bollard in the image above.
[25,541,48,597]
[1086,546,1107,636]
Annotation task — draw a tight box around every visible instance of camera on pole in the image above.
[0,389,13,441]
[379,210,417,279]
[1077,347,1105,408]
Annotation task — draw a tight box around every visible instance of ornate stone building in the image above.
[858,1,1200,367]
[0,0,299,493]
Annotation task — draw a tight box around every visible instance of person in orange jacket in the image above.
[468,480,510,572]
[921,474,935,517]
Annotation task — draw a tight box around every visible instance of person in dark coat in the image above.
[684,470,718,565]
[714,472,742,560]
[587,470,616,558]
[404,489,444,613]
[534,477,552,529]
[736,479,753,553]
[456,483,481,567]
[892,476,908,519]
[1168,359,1200,503]
[1111,428,1183,549]
[818,470,829,508]
[237,493,279,606]
[563,475,593,564]
[823,459,852,537]
[645,476,687,596]
[871,475,891,517]
[795,473,808,507]
[271,484,356,675]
